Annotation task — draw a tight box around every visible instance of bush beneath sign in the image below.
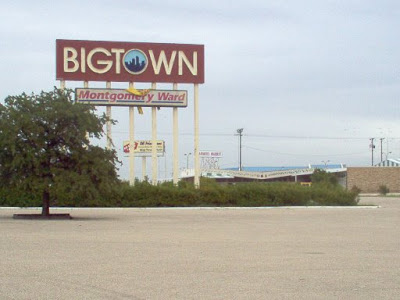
[0,178,359,208]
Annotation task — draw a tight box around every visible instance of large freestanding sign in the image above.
[56,39,204,187]
[56,40,204,83]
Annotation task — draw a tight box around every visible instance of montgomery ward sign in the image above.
[76,88,188,107]
[123,140,165,156]
[56,39,204,83]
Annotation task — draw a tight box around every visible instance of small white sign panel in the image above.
[199,151,223,158]
[123,140,165,157]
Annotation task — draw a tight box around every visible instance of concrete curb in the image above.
[0,205,380,210]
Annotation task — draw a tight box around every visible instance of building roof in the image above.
[181,165,347,180]
[224,164,345,172]
[375,158,400,167]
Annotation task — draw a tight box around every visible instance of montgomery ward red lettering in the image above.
[75,88,188,107]
[158,92,186,101]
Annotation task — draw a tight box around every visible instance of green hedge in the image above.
[0,178,359,207]
[0,188,42,207]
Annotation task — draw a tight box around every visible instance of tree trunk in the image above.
[42,189,50,216]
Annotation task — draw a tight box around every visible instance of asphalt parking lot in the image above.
[0,196,399,299]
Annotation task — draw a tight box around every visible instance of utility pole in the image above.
[370,138,375,166]
[380,138,385,163]
[236,128,243,171]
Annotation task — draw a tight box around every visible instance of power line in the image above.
[244,145,367,157]
[111,130,400,140]
[246,134,400,140]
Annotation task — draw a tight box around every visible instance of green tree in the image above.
[310,169,338,186]
[0,88,120,216]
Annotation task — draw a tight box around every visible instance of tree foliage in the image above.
[0,88,120,215]
[310,169,338,186]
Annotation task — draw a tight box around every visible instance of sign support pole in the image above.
[142,157,147,181]
[151,82,158,185]
[60,80,65,90]
[173,83,179,185]
[129,82,135,186]
[84,81,90,144]
[194,83,200,188]
[106,81,112,150]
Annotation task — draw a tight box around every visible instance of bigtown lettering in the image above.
[56,40,205,83]
[64,47,197,75]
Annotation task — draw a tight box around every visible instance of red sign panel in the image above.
[56,39,204,84]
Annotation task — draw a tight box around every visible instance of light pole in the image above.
[385,151,392,161]
[380,138,385,163]
[184,153,192,169]
[322,160,330,168]
[236,128,243,171]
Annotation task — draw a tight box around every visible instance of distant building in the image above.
[347,166,400,193]
[180,162,400,193]
[181,164,347,185]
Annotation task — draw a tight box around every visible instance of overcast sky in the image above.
[1,0,399,179]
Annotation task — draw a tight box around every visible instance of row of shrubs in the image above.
[0,177,359,207]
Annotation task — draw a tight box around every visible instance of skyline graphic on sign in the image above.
[123,49,148,74]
